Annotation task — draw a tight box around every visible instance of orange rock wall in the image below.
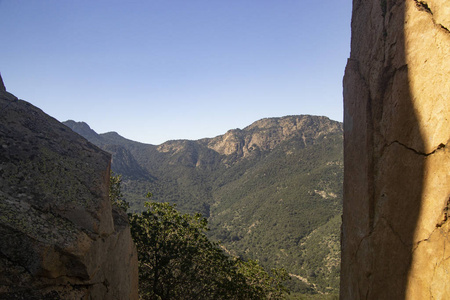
[341,0,449,299]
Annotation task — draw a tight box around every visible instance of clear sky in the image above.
[0,1,351,145]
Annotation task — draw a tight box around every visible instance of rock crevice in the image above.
[387,140,446,156]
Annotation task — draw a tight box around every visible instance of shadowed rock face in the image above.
[0,74,5,92]
[342,0,450,299]
[0,75,138,299]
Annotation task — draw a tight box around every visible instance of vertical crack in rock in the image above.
[436,197,450,228]
[367,91,376,233]
[349,233,372,300]
[381,216,409,248]
[354,234,371,262]
[381,0,387,17]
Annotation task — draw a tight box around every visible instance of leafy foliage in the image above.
[128,200,290,299]
[235,259,290,299]
[109,172,130,212]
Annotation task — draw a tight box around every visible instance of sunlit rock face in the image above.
[0,75,138,299]
[203,115,342,158]
[341,0,450,299]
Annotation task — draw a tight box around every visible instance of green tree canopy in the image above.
[129,201,289,299]
[111,172,289,299]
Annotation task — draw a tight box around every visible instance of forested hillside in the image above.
[64,115,343,296]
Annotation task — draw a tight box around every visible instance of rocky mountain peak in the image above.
[0,73,5,92]
[0,74,18,102]
[63,120,108,147]
[203,115,342,157]
[63,120,98,138]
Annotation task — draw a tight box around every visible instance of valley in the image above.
[64,115,343,295]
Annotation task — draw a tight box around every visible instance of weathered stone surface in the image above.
[201,115,342,157]
[342,0,450,299]
[0,86,138,299]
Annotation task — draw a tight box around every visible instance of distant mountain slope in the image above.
[63,115,343,295]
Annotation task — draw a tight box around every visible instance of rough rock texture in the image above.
[0,75,138,299]
[200,115,342,157]
[341,0,450,299]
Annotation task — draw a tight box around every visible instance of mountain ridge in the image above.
[65,114,342,148]
[63,114,343,295]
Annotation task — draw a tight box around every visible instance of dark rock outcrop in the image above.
[0,73,5,92]
[342,0,449,299]
[0,75,138,299]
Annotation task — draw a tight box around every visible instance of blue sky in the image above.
[0,1,351,145]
